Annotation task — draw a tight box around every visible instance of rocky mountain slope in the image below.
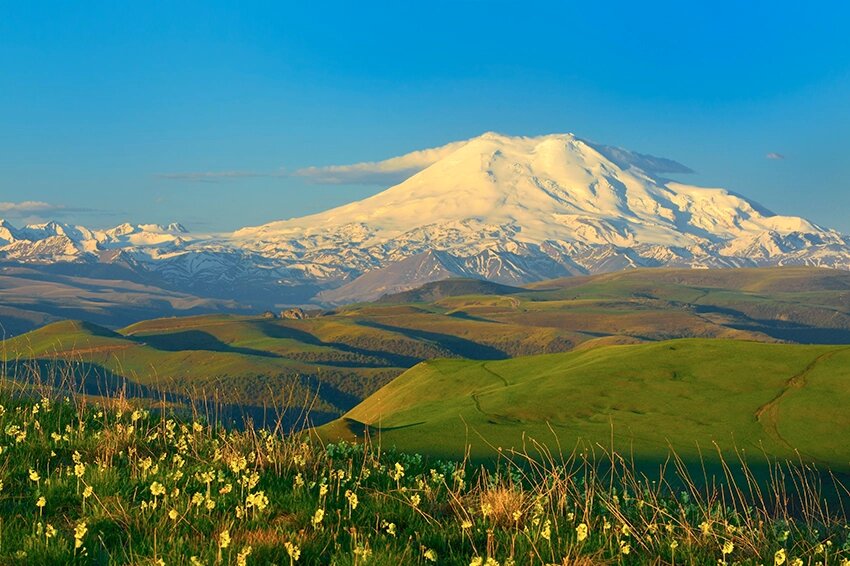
[3,132,849,305]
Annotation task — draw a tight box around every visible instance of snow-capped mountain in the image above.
[3,132,850,305]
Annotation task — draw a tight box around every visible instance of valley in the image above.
[3,267,849,441]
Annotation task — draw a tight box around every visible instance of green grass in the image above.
[3,380,850,565]
[4,267,850,429]
[324,339,850,468]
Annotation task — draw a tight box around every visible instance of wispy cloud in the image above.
[0,201,94,216]
[294,141,467,185]
[155,170,285,183]
[766,152,785,160]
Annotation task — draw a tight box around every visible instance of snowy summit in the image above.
[2,133,849,304]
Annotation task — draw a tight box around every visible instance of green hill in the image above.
[322,339,850,469]
[4,267,850,429]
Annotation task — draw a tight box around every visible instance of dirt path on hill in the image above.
[754,348,849,453]
[470,363,514,422]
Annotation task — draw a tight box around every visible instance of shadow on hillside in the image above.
[692,304,850,344]
[732,323,850,344]
[258,322,422,367]
[134,330,282,358]
[357,321,509,360]
[446,310,496,323]
[2,358,337,432]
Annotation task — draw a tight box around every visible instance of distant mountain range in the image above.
[3,132,850,309]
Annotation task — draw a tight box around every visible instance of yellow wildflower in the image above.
[311,508,324,528]
[74,521,88,549]
[576,522,588,542]
[236,545,252,566]
[284,541,301,561]
[219,529,231,549]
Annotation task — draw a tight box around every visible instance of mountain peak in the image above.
[2,133,848,306]
[241,131,810,248]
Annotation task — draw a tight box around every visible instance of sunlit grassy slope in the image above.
[324,339,850,468]
[5,386,849,565]
[3,267,850,426]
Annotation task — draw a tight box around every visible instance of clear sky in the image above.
[1,1,849,232]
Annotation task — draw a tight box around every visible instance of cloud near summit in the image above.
[0,201,94,216]
[294,141,467,185]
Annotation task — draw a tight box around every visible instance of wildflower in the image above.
[385,522,397,536]
[312,508,324,528]
[29,469,40,482]
[190,558,204,566]
[150,481,166,497]
[219,529,231,549]
[169,508,179,520]
[470,559,484,566]
[410,494,421,508]
[722,540,734,556]
[193,421,204,432]
[36,496,46,509]
[245,491,268,511]
[670,540,679,550]
[620,543,631,555]
[205,498,216,511]
[318,483,328,497]
[236,546,252,566]
[790,559,803,566]
[74,521,88,549]
[699,520,711,535]
[285,541,301,561]
[423,548,437,562]
[775,549,786,566]
[354,545,372,560]
[621,524,631,537]
[576,522,588,542]
[345,489,359,510]
[83,485,93,499]
[481,503,493,517]
[541,519,551,541]
[45,523,56,539]
[391,462,405,481]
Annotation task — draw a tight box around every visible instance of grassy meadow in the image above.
[3,267,850,431]
[324,340,850,468]
[2,376,850,565]
[2,267,850,563]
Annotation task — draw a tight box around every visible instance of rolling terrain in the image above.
[321,339,850,469]
[0,262,246,336]
[2,266,849,428]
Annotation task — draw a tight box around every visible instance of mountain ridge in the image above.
[3,132,849,305]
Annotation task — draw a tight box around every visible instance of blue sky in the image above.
[1,1,849,232]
